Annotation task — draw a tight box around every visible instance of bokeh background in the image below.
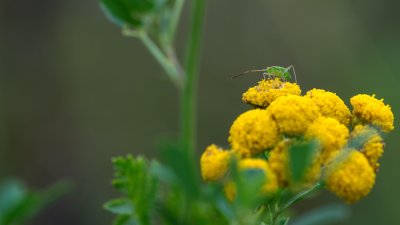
[1,0,399,224]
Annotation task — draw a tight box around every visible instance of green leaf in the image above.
[229,159,267,208]
[290,204,350,225]
[0,179,71,225]
[100,0,140,27]
[104,198,134,215]
[108,155,159,225]
[278,217,290,225]
[100,0,170,29]
[149,160,178,185]
[113,215,138,225]
[0,179,26,220]
[288,140,319,183]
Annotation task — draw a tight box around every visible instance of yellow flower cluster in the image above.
[350,94,394,132]
[306,89,351,125]
[242,78,301,108]
[200,77,394,203]
[267,95,321,135]
[228,109,279,156]
[305,117,349,164]
[351,125,384,171]
[200,144,231,181]
[325,151,375,203]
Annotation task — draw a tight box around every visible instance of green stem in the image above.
[276,182,323,219]
[141,33,184,89]
[181,0,206,155]
[124,29,184,89]
[168,0,185,43]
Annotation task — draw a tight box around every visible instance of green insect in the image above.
[233,65,297,83]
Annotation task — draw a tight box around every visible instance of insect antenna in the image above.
[231,69,267,79]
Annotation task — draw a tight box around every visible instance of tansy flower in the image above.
[266,95,320,135]
[325,150,376,204]
[228,109,280,156]
[351,125,384,171]
[242,78,301,108]
[200,144,231,181]
[305,117,349,164]
[268,140,321,188]
[350,94,394,132]
[305,89,351,125]
[224,158,278,201]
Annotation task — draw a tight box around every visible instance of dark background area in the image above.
[1,0,399,224]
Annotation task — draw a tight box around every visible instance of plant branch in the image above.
[140,33,184,89]
[123,29,184,89]
[181,0,206,155]
[278,182,323,218]
[168,0,185,43]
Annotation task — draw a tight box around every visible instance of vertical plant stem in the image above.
[182,0,206,156]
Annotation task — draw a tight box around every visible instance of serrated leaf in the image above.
[289,140,319,183]
[108,155,158,225]
[104,198,134,215]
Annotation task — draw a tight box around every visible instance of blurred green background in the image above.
[1,0,399,224]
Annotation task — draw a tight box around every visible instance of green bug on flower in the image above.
[233,65,297,83]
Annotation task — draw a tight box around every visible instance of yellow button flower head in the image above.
[200,144,231,181]
[228,109,280,156]
[268,140,321,188]
[266,95,321,135]
[242,78,301,108]
[325,150,376,204]
[224,158,279,201]
[305,89,351,125]
[305,117,349,164]
[350,94,394,132]
[351,125,384,171]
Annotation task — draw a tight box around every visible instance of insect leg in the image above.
[264,73,274,80]
[286,65,297,83]
[262,72,267,80]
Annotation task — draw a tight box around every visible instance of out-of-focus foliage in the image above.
[0,179,70,225]
[104,145,270,225]
[104,142,351,225]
